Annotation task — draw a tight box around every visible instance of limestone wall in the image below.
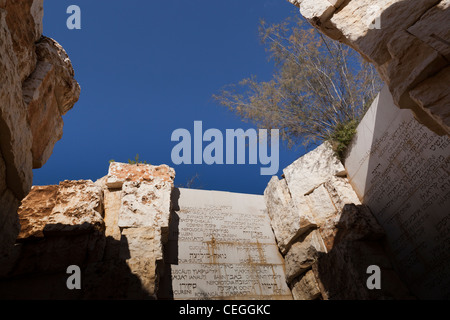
[2,0,447,301]
[0,0,80,258]
[0,162,294,300]
[159,188,292,300]
[289,0,450,137]
[264,142,411,299]
[0,157,417,300]
[345,86,450,299]
[0,163,175,299]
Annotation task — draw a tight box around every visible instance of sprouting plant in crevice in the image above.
[327,119,359,162]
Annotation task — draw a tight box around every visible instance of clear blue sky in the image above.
[34,0,312,195]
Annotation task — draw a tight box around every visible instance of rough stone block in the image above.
[291,270,322,300]
[264,176,316,254]
[106,162,175,189]
[285,230,327,283]
[283,142,345,198]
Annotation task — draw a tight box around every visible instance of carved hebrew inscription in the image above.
[161,189,292,300]
[345,87,450,299]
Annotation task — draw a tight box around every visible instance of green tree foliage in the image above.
[328,119,359,161]
[213,17,383,154]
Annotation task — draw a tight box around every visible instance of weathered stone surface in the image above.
[34,37,81,115]
[108,163,175,297]
[289,0,450,136]
[107,162,175,189]
[16,185,58,240]
[323,176,361,211]
[285,230,326,283]
[43,180,104,235]
[0,5,33,201]
[407,0,450,60]
[264,176,316,254]
[23,37,81,168]
[283,202,410,300]
[265,142,360,252]
[160,188,292,300]
[4,180,106,277]
[120,227,158,298]
[119,180,173,263]
[386,30,447,127]
[1,163,175,299]
[333,204,385,245]
[296,0,337,23]
[119,180,172,229]
[313,240,412,300]
[0,0,80,258]
[283,142,345,197]
[290,270,322,300]
[17,180,104,241]
[101,188,122,260]
[308,177,362,250]
[14,179,106,273]
[345,86,450,299]
[266,140,411,299]
[0,188,20,261]
[103,190,121,238]
[409,66,450,129]
[1,0,42,82]
[306,184,336,228]
[0,150,20,258]
[23,60,62,169]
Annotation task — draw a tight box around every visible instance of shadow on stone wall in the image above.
[0,226,153,300]
[344,85,450,299]
[311,204,414,300]
[156,188,180,300]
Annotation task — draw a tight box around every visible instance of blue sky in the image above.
[34,0,311,195]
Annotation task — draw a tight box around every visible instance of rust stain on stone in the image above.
[256,240,267,265]
[206,235,217,264]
